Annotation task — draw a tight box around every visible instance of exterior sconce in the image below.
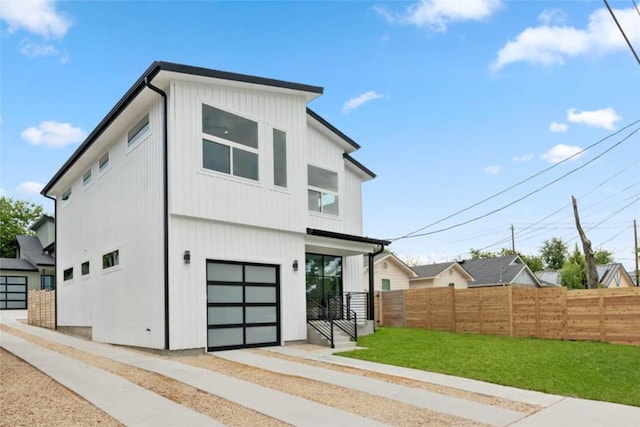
[293,260,298,271]
[183,250,191,264]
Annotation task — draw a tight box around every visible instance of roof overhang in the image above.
[306,228,389,257]
[344,153,375,181]
[43,61,324,196]
[365,252,417,277]
[306,109,360,153]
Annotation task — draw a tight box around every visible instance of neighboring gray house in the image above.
[457,255,543,288]
[536,263,637,288]
[0,215,56,309]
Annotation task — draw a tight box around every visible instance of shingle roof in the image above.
[16,235,55,266]
[0,258,38,271]
[536,270,560,286]
[411,262,457,278]
[458,255,536,286]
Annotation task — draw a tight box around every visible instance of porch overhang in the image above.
[305,228,390,257]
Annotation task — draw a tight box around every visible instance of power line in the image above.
[396,119,640,240]
[393,126,640,241]
[599,224,633,246]
[565,196,640,245]
[603,0,640,66]
[633,0,640,17]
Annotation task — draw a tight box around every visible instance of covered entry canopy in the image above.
[305,228,390,257]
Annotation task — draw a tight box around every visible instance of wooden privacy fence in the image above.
[375,287,640,345]
[28,290,55,329]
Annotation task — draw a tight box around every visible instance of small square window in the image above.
[103,250,119,269]
[128,114,150,147]
[81,261,90,276]
[99,152,110,173]
[63,268,74,281]
[82,169,92,187]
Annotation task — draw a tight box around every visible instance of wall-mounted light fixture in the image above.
[293,260,299,271]
[183,250,191,264]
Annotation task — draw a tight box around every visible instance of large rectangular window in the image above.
[102,250,119,269]
[307,165,339,215]
[273,129,287,188]
[128,113,150,147]
[202,104,259,181]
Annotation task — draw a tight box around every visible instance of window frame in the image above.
[102,250,120,270]
[127,113,150,150]
[82,168,92,188]
[381,278,391,291]
[81,261,90,276]
[307,165,339,216]
[200,102,260,182]
[272,128,287,188]
[63,267,74,282]
[98,151,110,176]
[61,187,72,206]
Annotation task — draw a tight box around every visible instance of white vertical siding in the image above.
[343,167,364,235]
[56,98,165,348]
[168,216,306,350]
[343,255,364,292]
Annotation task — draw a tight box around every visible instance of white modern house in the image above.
[42,61,388,351]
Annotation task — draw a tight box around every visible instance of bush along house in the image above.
[42,61,388,351]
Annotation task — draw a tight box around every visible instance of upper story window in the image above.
[202,104,259,181]
[128,113,150,148]
[99,151,110,174]
[308,165,339,215]
[81,261,90,276]
[82,168,92,187]
[103,250,119,270]
[273,129,287,188]
[63,267,73,281]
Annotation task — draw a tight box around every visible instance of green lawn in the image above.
[339,328,640,407]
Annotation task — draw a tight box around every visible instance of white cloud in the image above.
[492,7,640,70]
[21,120,86,148]
[549,121,569,133]
[541,144,584,164]
[484,165,500,174]
[17,181,44,195]
[567,107,621,130]
[342,91,384,114]
[0,0,71,38]
[513,154,533,162]
[538,9,566,26]
[20,39,67,62]
[375,0,502,32]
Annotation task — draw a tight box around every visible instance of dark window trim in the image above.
[63,267,74,281]
[0,275,28,310]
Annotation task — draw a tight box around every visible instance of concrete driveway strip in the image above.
[510,397,640,427]
[267,346,563,407]
[0,332,221,427]
[1,321,389,427]
[216,349,528,427]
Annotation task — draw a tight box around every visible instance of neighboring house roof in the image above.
[0,258,38,271]
[364,252,417,277]
[43,61,327,196]
[536,264,638,287]
[16,235,55,267]
[29,215,54,232]
[458,255,542,287]
[411,261,475,281]
[536,270,560,287]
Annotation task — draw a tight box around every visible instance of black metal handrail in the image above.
[306,298,335,348]
[328,296,358,342]
[343,292,369,323]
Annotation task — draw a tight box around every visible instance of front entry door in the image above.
[305,254,342,306]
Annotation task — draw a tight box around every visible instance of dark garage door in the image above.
[206,260,280,351]
[0,276,27,310]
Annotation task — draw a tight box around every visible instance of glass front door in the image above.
[305,254,342,306]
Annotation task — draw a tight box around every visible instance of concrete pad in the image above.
[511,397,640,427]
[268,345,563,407]
[0,332,221,427]
[217,349,527,427]
[1,319,388,427]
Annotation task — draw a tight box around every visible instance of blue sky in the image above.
[1,0,639,270]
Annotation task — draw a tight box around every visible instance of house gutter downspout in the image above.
[43,194,57,330]
[144,77,170,350]
[368,244,386,328]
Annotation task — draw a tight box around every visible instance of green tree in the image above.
[560,245,587,289]
[520,254,544,272]
[540,237,568,270]
[594,249,614,265]
[0,197,44,257]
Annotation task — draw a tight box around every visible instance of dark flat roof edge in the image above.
[306,108,360,150]
[343,153,376,179]
[306,228,390,246]
[158,61,323,94]
[42,61,324,195]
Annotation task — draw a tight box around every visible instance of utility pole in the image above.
[511,224,515,253]
[634,219,639,286]
[572,196,599,288]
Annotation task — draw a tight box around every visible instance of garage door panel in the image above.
[206,261,280,351]
[0,276,27,310]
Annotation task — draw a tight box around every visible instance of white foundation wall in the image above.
[168,216,307,350]
[56,99,165,349]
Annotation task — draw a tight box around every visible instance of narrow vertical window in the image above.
[99,151,110,173]
[82,169,92,187]
[273,129,287,188]
[128,113,150,147]
[81,261,90,276]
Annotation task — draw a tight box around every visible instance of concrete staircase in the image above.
[307,321,357,350]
